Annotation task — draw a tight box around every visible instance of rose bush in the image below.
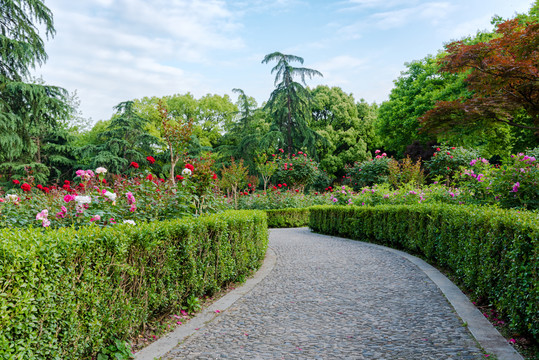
[0,163,224,229]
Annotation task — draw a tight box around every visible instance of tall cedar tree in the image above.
[262,52,323,156]
[419,19,539,135]
[0,0,71,182]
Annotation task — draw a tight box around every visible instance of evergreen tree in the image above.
[0,1,71,183]
[262,52,323,156]
[78,101,161,174]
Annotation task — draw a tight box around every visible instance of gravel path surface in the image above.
[163,228,485,359]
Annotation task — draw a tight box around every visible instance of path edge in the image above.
[134,247,277,360]
[337,235,524,360]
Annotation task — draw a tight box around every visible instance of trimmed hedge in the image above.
[266,208,310,228]
[309,204,539,341]
[0,210,268,359]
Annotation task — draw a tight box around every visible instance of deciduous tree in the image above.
[419,19,539,136]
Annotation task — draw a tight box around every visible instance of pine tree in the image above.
[0,0,71,182]
[262,52,323,156]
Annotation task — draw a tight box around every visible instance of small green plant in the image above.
[97,339,134,360]
[183,294,202,314]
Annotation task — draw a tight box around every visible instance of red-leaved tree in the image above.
[419,19,539,135]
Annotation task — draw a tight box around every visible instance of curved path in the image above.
[138,228,521,360]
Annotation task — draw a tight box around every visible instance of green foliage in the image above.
[78,101,161,174]
[425,145,479,182]
[262,52,323,156]
[266,208,310,228]
[219,158,250,209]
[310,86,371,178]
[376,55,459,156]
[458,153,539,210]
[0,210,268,359]
[346,154,392,190]
[388,156,425,188]
[272,151,319,191]
[183,294,202,314]
[236,190,328,210]
[309,204,539,342]
[217,89,271,174]
[96,339,133,360]
[255,153,278,192]
[0,0,55,81]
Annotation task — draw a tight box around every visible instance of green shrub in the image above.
[425,145,478,182]
[0,210,268,359]
[309,204,539,341]
[266,208,310,228]
[346,154,391,190]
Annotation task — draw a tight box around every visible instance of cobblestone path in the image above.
[163,228,484,359]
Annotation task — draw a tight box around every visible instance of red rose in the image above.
[101,179,107,183]
[295,189,299,192]
[37,184,43,189]
[63,184,70,191]
[212,173,218,180]
[77,183,85,188]
[248,183,251,187]
[146,174,154,181]
[12,179,20,185]
[436,148,441,151]
[64,180,70,185]
[176,175,184,181]
[146,156,156,164]
[43,187,50,193]
[278,184,282,188]
[185,163,194,171]
[283,183,287,187]
[272,186,277,190]
[21,183,31,192]
[130,162,139,168]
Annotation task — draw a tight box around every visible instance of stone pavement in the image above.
[153,227,504,360]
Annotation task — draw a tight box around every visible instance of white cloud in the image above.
[371,2,454,29]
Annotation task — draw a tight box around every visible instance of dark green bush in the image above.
[0,210,268,359]
[266,208,310,228]
[309,204,538,341]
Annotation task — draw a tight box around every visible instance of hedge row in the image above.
[309,204,539,341]
[266,208,310,228]
[0,210,268,359]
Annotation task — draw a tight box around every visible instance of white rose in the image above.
[123,220,136,225]
[104,191,117,201]
[74,195,92,204]
[182,168,192,176]
[95,167,107,174]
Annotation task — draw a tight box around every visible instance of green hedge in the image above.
[266,208,310,228]
[0,210,268,359]
[309,204,539,341]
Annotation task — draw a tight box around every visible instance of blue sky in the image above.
[35,0,534,124]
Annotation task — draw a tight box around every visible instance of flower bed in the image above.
[309,204,539,342]
[0,210,268,359]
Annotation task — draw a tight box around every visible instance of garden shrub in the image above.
[425,145,478,182]
[345,152,391,190]
[388,156,425,188]
[266,208,310,228]
[0,210,268,359]
[309,204,539,341]
[271,150,319,192]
